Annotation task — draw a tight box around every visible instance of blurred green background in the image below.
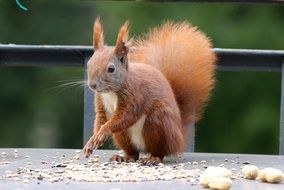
[0,0,283,154]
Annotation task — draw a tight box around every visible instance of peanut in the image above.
[258,168,284,183]
[242,165,259,180]
[200,167,232,188]
[208,177,232,190]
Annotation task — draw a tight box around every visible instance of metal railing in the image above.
[1,44,284,154]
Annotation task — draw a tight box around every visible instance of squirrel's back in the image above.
[131,21,216,125]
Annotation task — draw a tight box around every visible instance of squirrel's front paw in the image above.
[83,136,95,158]
[83,127,111,158]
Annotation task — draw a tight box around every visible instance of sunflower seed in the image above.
[0,161,11,165]
[242,161,250,165]
[1,152,7,157]
[200,160,207,164]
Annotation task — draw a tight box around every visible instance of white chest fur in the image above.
[100,92,146,151]
[101,92,118,118]
[128,115,147,151]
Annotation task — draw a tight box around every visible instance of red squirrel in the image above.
[83,18,216,164]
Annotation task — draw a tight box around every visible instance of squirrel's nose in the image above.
[89,81,97,90]
[90,84,96,89]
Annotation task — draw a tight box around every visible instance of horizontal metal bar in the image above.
[140,0,284,4]
[215,48,284,72]
[0,44,93,67]
[1,44,284,71]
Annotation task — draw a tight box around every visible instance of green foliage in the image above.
[0,0,283,154]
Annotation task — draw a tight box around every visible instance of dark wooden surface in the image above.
[0,149,283,189]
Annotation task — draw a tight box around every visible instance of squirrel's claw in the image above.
[138,156,162,166]
[83,136,96,158]
[83,127,110,158]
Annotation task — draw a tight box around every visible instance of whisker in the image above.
[55,79,86,83]
[44,79,87,94]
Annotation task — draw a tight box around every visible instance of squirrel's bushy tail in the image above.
[131,21,216,125]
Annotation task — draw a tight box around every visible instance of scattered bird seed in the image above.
[14,149,18,153]
[25,155,30,159]
[0,158,203,184]
[1,151,283,189]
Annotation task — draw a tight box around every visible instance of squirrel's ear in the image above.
[93,17,104,50]
[114,21,129,57]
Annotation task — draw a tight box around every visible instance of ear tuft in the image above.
[115,21,129,57]
[93,17,104,50]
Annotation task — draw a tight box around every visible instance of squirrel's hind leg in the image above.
[111,131,139,163]
[142,110,185,163]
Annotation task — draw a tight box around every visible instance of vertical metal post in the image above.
[280,62,284,155]
[186,123,195,152]
[83,56,95,146]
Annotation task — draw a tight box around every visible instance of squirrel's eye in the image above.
[108,64,116,73]
[120,57,124,63]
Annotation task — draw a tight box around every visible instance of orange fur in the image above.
[115,21,129,56]
[93,17,104,50]
[131,21,216,125]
